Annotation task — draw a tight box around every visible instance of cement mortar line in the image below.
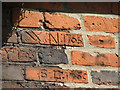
[65,47,117,54]
[60,12,119,19]
[64,82,118,88]
[57,65,118,71]
[69,30,117,37]
[2,61,118,71]
[3,43,118,54]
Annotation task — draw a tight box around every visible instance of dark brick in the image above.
[38,47,68,64]
[2,82,21,88]
[91,71,120,85]
[2,65,24,80]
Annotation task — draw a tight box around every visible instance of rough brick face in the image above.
[12,9,43,27]
[91,71,120,85]
[71,51,119,67]
[84,16,119,33]
[1,47,36,62]
[44,12,81,30]
[21,30,83,46]
[25,67,88,83]
[38,47,68,64]
[88,35,115,48]
[2,65,24,80]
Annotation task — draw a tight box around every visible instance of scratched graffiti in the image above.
[21,31,83,46]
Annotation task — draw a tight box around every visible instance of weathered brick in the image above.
[12,9,43,27]
[91,71,120,85]
[71,51,119,67]
[88,35,115,48]
[1,47,36,62]
[21,31,83,46]
[38,47,68,64]
[2,65,24,80]
[84,16,119,33]
[44,12,81,30]
[7,31,18,43]
[66,2,112,13]
[21,30,83,47]
[25,67,88,83]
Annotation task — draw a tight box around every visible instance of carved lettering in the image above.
[22,31,83,46]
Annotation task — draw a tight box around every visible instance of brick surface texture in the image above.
[25,67,88,83]
[91,71,120,85]
[84,16,119,33]
[13,9,43,27]
[38,47,68,64]
[1,47,36,61]
[44,12,81,30]
[21,30,83,46]
[2,65,24,80]
[88,35,115,48]
[2,2,120,89]
[71,51,119,67]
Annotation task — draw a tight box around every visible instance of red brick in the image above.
[88,35,115,48]
[84,16,119,33]
[1,47,36,62]
[44,12,81,30]
[12,9,43,27]
[21,31,83,47]
[7,31,18,43]
[2,65,24,80]
[25,67,88,83]
[49,31,58,45]
[71,51,119,67]
[58,31,66,45]
[66,2,111,13]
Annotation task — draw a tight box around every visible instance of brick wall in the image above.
[1,2,120,89]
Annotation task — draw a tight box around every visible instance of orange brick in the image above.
[13,9,43,27]
[84,16,119,33]
[88,35,115,48]
[68,33,83,46]
[21,31,83,47]
[49,31,58,45]
[58,31,66,45]
[25,67,88,83]
[44,12,81,30]
[71,51,119,67]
